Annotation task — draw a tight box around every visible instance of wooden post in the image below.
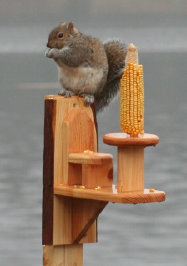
[43,244,83,266]
[117,146,144,192]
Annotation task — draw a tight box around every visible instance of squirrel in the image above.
[45,22,127,112]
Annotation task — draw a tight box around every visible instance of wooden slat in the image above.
[42,97,56,245]
[53,196,72,245]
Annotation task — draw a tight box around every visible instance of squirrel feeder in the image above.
[42,44,165,265]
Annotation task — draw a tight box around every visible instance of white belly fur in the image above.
[58,64,103,94]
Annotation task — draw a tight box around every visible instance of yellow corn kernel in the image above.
[79,185,85,189]
[84,150,93,155]
[94,186,101,190]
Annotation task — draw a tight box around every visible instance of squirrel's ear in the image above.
[68,22,74,32]
[68,22,79,34]
[59,21,66,27]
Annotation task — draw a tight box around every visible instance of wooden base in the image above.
[54,185,165,204]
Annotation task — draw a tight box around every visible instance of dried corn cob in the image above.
[120,44,144,137]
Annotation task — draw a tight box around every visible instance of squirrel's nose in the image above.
[47,42,52,48]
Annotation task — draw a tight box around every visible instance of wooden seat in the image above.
[69,152,113,165]
[68,152,113,189]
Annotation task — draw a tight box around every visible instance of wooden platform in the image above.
[54,185,165,204]
[103,133,159,147]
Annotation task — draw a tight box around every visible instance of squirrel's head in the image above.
[47,22,79,49]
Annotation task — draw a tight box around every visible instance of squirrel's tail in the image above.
[95,40,127,112]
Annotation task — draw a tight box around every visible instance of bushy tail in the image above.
[95,40,127,112]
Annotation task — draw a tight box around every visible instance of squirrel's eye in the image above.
[58,32,64,39]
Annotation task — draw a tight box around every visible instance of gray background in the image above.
[0,1,187,265]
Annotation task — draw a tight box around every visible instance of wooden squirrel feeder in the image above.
[42,44,165,265]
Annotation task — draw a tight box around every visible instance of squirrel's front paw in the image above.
[58,88,67,96]
[59,89,75,97]
[45,48,59,58]
[83,94,95,106]
[64,90,75,97]
[45,48,53,58]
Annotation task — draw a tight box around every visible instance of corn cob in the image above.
[120,44,144,137]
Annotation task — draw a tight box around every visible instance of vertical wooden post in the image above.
[43,244,83,266]
[117,146,144,192]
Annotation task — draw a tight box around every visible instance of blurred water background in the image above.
[0,1,187,265]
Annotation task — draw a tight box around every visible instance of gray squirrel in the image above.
[45,22,127,112]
